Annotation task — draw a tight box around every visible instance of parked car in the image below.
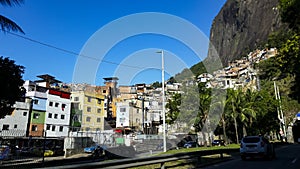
[212,140,226,146]
[52,146,64,156]
[20,147,31,156]
[183,141,199,148]
[30,147,54,157]
[44,149,54,157]
[84,145,104,154]
[240,135,275,160]
[0,145,12,161]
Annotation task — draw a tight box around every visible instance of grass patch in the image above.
[127,144,239,169]
[158,144,240,155]
[128,161,194,169]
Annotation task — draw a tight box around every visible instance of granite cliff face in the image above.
[206,0,282,66]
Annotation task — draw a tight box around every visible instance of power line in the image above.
[1,29,145,70]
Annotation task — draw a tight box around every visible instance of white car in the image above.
[240,135,275,160]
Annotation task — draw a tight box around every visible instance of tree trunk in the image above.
[201,130,207,147]
[222,116,228,143]
[234,117,239,144]
[243,125,247,137]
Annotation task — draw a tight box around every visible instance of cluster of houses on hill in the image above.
[0,75,183,141]
[198,48,277,90]
[0,48,277,143]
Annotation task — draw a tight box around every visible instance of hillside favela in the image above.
[1,0,300,168]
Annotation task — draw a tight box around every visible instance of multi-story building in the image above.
[0,99,31,137]
[45,89,71,137]
[116,101,142,130]
[24,80,48,137]
[70,84,106,132]
[23,74,72,138]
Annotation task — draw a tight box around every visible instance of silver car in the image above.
[240,135,275,160]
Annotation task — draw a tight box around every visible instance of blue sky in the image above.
[0,0,226,85]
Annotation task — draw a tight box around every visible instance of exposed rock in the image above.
[206,0,283,66]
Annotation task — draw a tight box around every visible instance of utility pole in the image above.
[142,97,145,133]
[157,50,166,152]
[274,81,287,141]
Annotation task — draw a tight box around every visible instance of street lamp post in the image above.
[157,50,166,152]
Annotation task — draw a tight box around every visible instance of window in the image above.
[74,97,79,101]
[61,115,65,119]
[72,103,79,109]
[59,126,63,132]
[49,101,53,106]
[33,99,39,104]
[87,107,91,112]
[86,127,90,131]
[120,108,126,112]
[32,125,38,131]
[14,124,17,129]
[103,90,106,93]
[62,104,66,111]
[97,99,102,104]
[87,96,91,102]
[55,103,59,107]
[2,125,9,130]
[119,118,125,123]
[48,113,52,118]
[23,112,27,116]
[54,114,58,119]
[46,125,50,130]
[97,118,101,122]
[52,125,56,131]
[86,117,91,122]
[33,113,39,119]
[97,109,101,113]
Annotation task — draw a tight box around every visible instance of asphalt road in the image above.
[204,144,300,169]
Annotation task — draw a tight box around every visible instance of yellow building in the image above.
[70,85,105,131]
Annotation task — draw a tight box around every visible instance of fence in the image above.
[39,148,239,169]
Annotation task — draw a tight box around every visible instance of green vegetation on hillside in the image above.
[166,0,300,144]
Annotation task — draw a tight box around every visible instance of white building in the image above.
[0,100,31,137]
[45,88,71,137]
[116,101,142,129]
[23,77,72,138]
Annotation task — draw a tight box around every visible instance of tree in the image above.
[151,81,162,89]
[279,0,300,31]
[165,93,181,125]
[226,89,257,143]
[0,56,25,118]
[226,89,240,143]
[0,0,24,34]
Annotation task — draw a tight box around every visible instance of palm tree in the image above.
[227,88,257,143]
[0,0,24,33]
[227,89,240,144]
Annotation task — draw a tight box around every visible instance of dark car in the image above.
[212,140,226,146]
[52,146,64,156]
[20,147,31,156]
[183,141,199,148]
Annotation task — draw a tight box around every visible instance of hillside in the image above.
[206,0,283,66]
